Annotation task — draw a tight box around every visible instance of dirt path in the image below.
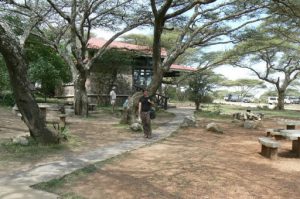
[55,118,300,199]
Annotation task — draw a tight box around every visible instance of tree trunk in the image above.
[277,90,285,110]
[195,101,200,110]
[0,26,59,144]
[74,72,89,116]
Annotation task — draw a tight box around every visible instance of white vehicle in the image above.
[268,96,291,104]
[284,98,291,104]
[242,96,254,103]
[267,96,278,104]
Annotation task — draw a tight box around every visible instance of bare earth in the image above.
[0,106,173,176]
[1,106,300,198]
[55,118,300,199]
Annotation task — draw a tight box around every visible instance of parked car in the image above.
[267,96,278,104]
[285,96,300,104]
[267,96,293,104]
[242,96,254,103]
[284,98,291,104]
[224,94,241,102]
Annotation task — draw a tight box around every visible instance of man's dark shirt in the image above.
[139,96,152,112]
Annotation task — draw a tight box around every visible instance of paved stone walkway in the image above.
[0,108,193,199]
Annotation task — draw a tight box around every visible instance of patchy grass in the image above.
[35,97,68,104]
[195,110,230,120]
[32,153,130,198]
[0,134,82,163]
[32,165,97,199]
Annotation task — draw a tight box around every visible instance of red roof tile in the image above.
[87,38,167,57]
[170,64,197,72]
[88,38,196,72]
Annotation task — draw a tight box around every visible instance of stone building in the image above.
[57,38,196,107]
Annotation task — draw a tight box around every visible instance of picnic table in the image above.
[279,129,300,157]
[277,120,300,130]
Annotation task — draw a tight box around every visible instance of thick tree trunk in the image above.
[0,26,59,144]
[74,72,89,116]
[121,92,143,124]
[277,90,285,110]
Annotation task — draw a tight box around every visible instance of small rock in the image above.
[180,116,196,128]
[206,123,223,134]
[130,123,143,132]
[12,136,29,146]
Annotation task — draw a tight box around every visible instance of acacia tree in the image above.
[122,31,197,65]
[2,0,149,116]
[222,78,266,98]
[147,0,269,97]
[226,34,300,110]
[187,70,223,110]
[268,0,300,44]
[121,0,269,123]
[0,21,59,143]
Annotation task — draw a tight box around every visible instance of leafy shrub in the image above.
[0,91,15,106]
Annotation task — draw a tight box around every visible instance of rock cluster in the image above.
[232,112,263,121]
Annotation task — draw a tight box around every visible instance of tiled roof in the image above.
[170,64,197,72]
[88,38,196,72]
[87,38,167,57]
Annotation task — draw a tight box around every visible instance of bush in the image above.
[0,91,15,106]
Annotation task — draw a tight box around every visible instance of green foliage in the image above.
[58,127,70,141]
[0,91,15,106]
[259,90,278,102]
[122,34,152,46]
[187,70,221,109]
[122,32,198,65]
[0,55,10,92]
[29,58,59,96]
[26,36,71,99]
[222,78,266,97]
[93,49,133,74]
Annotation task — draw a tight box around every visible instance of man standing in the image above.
[138,89,154,138]
[109,87,116,113]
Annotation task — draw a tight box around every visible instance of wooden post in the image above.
[59,115,66,127]
[164,97,168,110]
[292,140,298,153]
[261,145,278,160]
[39,107,47,121]
[287,125,295,130]
[297,138,300,158]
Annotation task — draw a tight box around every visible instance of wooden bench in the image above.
[265,128,285,140]
[279,130,300,153]
[46,114,67,131]
[258,137,280,160]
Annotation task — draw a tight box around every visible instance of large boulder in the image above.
[206,123,223,134]
[130,123,143,132]
[180,116,196,128]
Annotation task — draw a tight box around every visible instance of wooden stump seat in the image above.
[258,137,280,160]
